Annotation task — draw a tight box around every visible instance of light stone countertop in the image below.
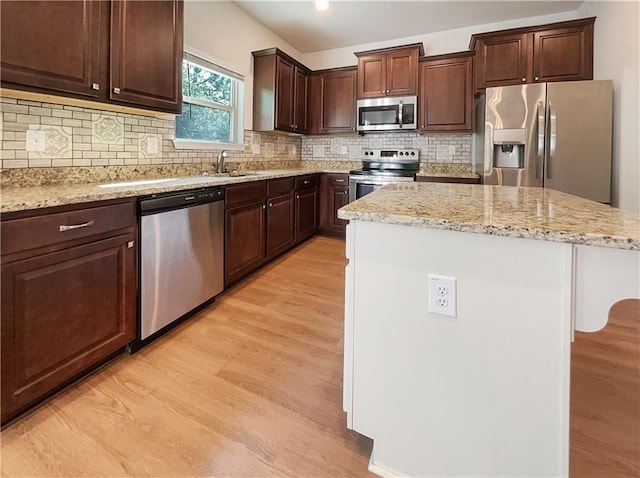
[337,182,640,251]
[0,169,331,214]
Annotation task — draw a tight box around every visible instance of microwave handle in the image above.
[398,100,403,129]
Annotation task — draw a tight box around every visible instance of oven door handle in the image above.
[398,100,403,129]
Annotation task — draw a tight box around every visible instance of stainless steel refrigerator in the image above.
[478,80,613,203]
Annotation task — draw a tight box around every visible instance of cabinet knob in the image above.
[421,124,425,128]
[92,83,100,91]
[114,87,121,94]
[534,76,539,81]
[127,240,135,248]
[296,194,300,199]
[521,78,526,82]
[262,204,266,210]
[269,202,273,207]
[344,191,348,194]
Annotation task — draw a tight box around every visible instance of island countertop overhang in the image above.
[337,183,640,251]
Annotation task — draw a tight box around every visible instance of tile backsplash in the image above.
[302,132,472,165]
[1,96,471,175]
[0,96,300,170]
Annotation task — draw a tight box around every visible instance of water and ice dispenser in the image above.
[491,129,526,168]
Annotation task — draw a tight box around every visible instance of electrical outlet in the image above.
[429,274,457,317]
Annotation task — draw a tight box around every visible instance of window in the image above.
[174,52,244,149]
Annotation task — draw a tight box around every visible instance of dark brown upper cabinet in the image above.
[110,0,183,113]
[419,51,474,133]
[0,0,183,114]
[355,43,424,99]
[309,67,358,135]
[0,0,102,98]
[252,48,310,134]
[471,17,594,92]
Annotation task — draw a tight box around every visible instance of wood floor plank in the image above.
[2,235,636,477]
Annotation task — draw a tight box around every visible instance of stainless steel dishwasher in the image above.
[138,186,224,342]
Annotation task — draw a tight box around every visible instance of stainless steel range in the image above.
[349,148,419,201]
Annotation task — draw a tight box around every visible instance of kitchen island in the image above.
[337,183,640,478]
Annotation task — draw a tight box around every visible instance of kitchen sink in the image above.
[98,178,178,188]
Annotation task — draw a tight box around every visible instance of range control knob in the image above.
[399,151,404,156]
[411,151,416,156]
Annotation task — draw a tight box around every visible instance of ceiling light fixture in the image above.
[315,0,330,11]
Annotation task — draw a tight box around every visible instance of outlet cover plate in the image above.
[428,274,457,317]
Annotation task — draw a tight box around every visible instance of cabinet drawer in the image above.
[1,201,135,256]
[325,173,348,186]
[267,177,295,198]
[225,181,267,208]
[295,174,319,190]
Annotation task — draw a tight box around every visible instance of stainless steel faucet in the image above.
[216,150,228,173]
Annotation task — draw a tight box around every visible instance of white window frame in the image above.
[173,50,245,151]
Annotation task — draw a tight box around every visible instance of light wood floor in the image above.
[1,236,375,477]
[1,236,638,477]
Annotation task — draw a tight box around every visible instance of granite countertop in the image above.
[337,182,640,251]
[0,169,326,214]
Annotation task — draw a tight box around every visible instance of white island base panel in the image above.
[344,221,574,477]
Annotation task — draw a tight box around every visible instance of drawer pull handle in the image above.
[304,180,311,185]
[335,179,345,183]
[59,220,94,232]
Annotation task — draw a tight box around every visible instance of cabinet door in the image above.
[475,34,530,90]
[110,0,183,113]
[1,234,136,423]
[386,48,419,96]
[295,188,318,243]
[294,67,308,133]
[320,174,349,234]
[419,56,473,132]
[0,0,101,98]
[313,69,358,134]
[266,193,295,259]
[533,26,593,83]
[358,54,386,99]
[225,201,266,286]
[275,57,295,132]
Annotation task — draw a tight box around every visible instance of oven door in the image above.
[349,175,395,202]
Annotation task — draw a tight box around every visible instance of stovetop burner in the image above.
[352,148,420,178]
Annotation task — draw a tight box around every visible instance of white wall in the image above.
[301,11,578,70]
[578,1,640,212]
[183,0,304,130]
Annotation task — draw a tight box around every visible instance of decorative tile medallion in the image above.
[92,113,124,145]
[138,133,163,161]
[28,125,72,159]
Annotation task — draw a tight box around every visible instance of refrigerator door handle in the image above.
[547,101,557,178]
[536,102,545,179]
[398,100,403,128]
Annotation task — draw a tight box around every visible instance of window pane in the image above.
[176,103,231,142]
[182,60,232,106]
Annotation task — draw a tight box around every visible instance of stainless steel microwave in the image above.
[356,95,417,132]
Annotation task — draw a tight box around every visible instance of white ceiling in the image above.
[234,1,584,53]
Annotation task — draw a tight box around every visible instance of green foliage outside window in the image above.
[175,56,239,143]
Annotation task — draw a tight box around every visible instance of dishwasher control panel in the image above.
[139,186,224,215]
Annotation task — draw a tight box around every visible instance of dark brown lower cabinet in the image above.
[295,188,318,242]
[0,200,136,424]
[266,193,295,260]
[224,200,266,286]
[319,173,349,235]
